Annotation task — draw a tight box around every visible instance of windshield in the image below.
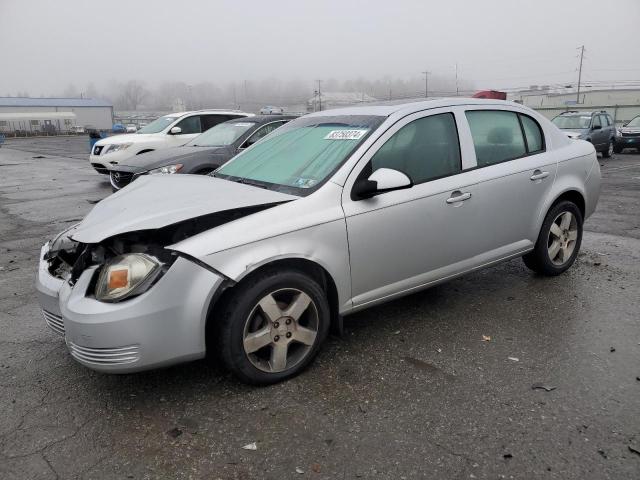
[137,115,179,134]
[552,115,591,129]
[215,115,385,195]
[627,116,640,127]
[188,121,256,147]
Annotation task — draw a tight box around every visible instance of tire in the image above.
[613,145,623,154]
[523,200,583,276]
[601,140,613,158]
[216,268,330,385]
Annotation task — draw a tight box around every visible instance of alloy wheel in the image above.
[547,211,578,266]
[242,288,319,373]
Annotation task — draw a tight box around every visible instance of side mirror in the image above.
[592,124,601,131]
[352,168,412,200]
[170,126,182,135]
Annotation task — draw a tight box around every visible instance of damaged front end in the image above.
[43,205,277,303]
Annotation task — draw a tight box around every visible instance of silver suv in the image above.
[37,99,601,384]
[552,110,616,158]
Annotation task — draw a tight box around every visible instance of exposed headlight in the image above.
[95,253,161,302]
[148,164,183,174]
[104,143,133,155]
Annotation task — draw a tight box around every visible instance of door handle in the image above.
[530,170,549,181]
[446,191,472,204]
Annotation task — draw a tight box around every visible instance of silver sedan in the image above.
[36,99,601,384]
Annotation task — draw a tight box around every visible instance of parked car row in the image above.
[89,110,254,174]
[38,99,600,385]
[108,115,296,190]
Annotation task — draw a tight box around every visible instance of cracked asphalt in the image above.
[1,136,639,479]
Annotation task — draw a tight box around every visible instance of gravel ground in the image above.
[1,137,639,480]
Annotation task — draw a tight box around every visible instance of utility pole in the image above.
[316,80,322,111]
[455,63,459,96]
[576,45,585,104]
[422,71,430,98]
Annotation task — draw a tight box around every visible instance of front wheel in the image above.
[523,201,583,276]
[613,144,623,154]
[602,140,613,158]
[216,269,330,385]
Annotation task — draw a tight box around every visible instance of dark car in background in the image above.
[551,111,616,158]
[614,115,640,153]
[108,115,296,190]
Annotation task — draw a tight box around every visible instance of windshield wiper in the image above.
[237,177,268,189]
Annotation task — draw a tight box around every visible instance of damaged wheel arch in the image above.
[204,257,343,360]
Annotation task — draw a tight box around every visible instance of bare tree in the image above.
[119,80,148,110]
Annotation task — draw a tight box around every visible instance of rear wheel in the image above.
[216,269,330,385]
[602,140,613,158]
[523,200,583,276]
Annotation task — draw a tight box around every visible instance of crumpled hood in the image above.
[72,175,296,243]
[114,146,231,172]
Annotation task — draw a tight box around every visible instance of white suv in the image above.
[90,110,252,174]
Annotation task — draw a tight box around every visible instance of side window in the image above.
[519,114,544,153]
[603,115,611,126]
[201,115,232,131]
[369,113,461,184]
[174,115,202,134]
[244,122,286,148]
[592,115,601,128]
[466,110,526,166]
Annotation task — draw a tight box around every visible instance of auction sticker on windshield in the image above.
[324,129,368,140]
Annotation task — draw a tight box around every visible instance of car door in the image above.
[602,114,614,144]
[167,115,202,146]
[464,108,557,256]
[590,114,605,149]
[342,108,484,308]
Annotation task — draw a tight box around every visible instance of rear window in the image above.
[466,110,526,167]
[520,114,544,153]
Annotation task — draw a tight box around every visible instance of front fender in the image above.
[199,219,353,314]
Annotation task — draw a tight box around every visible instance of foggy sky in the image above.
[1,0,639,96]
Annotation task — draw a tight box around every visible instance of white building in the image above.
[510,88,640,124]
[0,97,114,134]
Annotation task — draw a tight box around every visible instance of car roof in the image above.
[303,98,532,118]
[559,111,609,117]
[222,114,298,125]
[163,110,253,118]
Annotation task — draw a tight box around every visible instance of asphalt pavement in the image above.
[0,136,639,479]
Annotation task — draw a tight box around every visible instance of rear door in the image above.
[464,108,557,257]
